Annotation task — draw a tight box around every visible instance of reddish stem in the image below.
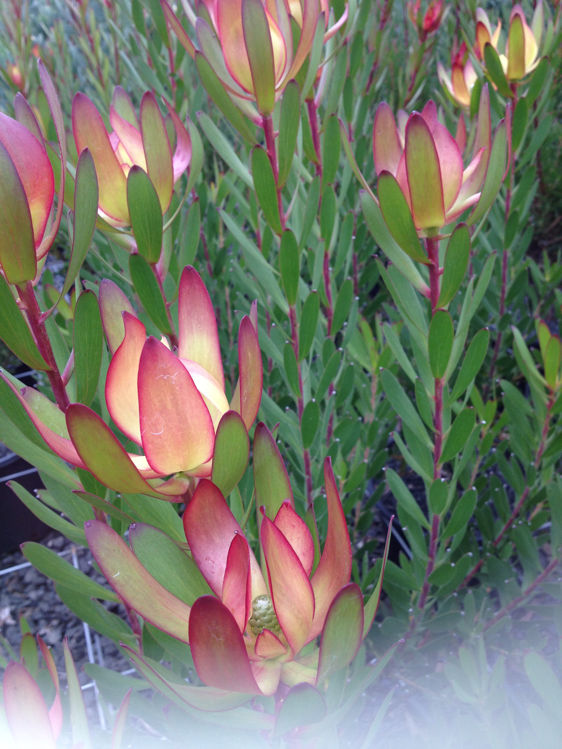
[18,282,69,410]
[262,115,285,232]
[418,235,444,610]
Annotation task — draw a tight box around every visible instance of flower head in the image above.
[373,95,491,233]
[84,426,390,695]
[476,3,542,81]
[72,87,191,226]
[4,267,262,499]
[438,41,478,109]
[164,0,331,117]
[408,0,444,42]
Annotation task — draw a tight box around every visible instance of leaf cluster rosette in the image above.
[162,0,347,119]
[84,425,390,697]
[72,86,192,227]
[1,266,262,499]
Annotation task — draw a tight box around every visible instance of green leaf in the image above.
[85,519,191,642]
[275,683,326,736]
[73,290,103,406]
[428,310,454,379]
[301,400,319,449]
[322,115,341,188]
[22,542,118,601]
[278,81,300,187]
[512,326,547,390]
[9,482,86,546]
[194,54,257,145]
[56,584,136,647]
[299,175,321,248]
[129,253,173,335]
[316,350,341,401]
[211,411,250,497]
[468,121,507,226]
[386,468,430,530]
[377,173,427,263]
[320,185,336,246]
[428,480,448,516]
[450,328,490,399]
[129,523,212,606]
[197,112,253,188]
[441,408,476,464]
[242,0,275,115]
[511,96,528,152]
[127,167,163,264]
[62,148,98,298]
[361,191,423,282]
[381,369,432,449]
[437,224,470,308]
[279,230,299,306]
[0,141,36,283]
[317,585,363,684]
[483,43,512,98]
[0,275,48,370]
[443,488,477,537]
[253,422,293,519]
[544,336,561,390]
[331,279,354,337]
[298,291,319,361]
[283,342,301,398]
[63,640,92,749]
[252,146,282,234]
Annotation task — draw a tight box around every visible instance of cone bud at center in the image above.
[248,595,280,636]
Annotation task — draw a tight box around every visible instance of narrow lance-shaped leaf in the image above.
[61,149,98,300]
[63,640,91,749]
[243,0,276,116]
[377,172,428,263]
[278,80,300,187]
[438,224,470,308]
[405,113,445,229]
[84,519,191,642]
[211,411,250,497]
[73,290,103,406]
[252,146,282,234]
[127,166,163,264]
[129,253,173,335]
[261,513,315,654]
[140,92,173,213]
[310,459,352,637]
[428,310,454,379]
[0,139,36,283]
[317,583,364,684]
[254,422,294,518]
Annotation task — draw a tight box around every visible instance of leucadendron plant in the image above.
[82,424,391,735]
[0,2,560,746]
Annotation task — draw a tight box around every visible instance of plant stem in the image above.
[418,235,444,609]
[262,114,286,232]
[18,282,69,410]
